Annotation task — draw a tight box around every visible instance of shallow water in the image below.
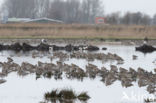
[0,45,155,103]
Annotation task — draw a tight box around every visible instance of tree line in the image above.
[1,0,104,23]
[105,12,156,25]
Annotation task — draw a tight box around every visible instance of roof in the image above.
[24,18,63,23]
[7,18,31,22]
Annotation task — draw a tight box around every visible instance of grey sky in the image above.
[0,0,3,8]
[0,0,155,17]
[103,0,156,17]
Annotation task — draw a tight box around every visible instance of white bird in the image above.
[41,39,47,44]
[83,45,88,50]
[143,37,148,45]
[49,47,53,51]
[49,46,53,55]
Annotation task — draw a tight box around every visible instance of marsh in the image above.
[0,40,155,103]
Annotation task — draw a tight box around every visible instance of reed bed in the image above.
[44,89,90,102]
[0,23,156,39]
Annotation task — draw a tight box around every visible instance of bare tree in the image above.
[106,12,120,24]
[121,12,132,25]
[64,0,80,23]
[34,0,50,18]
[81,0,104,23]
[141,14,151,25]
[152,14,156,25]
[131,12,142,25]
[3,0,36,18]
[2,0,104,23]
[47,0,65,21]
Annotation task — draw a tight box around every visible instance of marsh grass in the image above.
[0,23,156,39]
[144,98,156,103]
[44,89,90,102]
[58,89,77,100]
[44,89,58,100]
[78,92,90,101]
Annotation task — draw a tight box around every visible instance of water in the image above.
[0,45,155,103]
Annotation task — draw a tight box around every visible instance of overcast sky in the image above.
[103,0,156,17]
[0,0,156,17]
[0,0,3,8]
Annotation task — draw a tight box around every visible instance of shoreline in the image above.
[0,38,156,46]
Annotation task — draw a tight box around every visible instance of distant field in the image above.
[0,23,156,40]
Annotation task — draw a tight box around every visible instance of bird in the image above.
[143,37,148,45]
[7,57,13,63]
[132,55,138,60]
[152,59,156,64]
[49,46,54,57]
[41,39,47,44]
[49,47,53,53]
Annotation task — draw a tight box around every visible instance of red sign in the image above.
[95,17,105,24]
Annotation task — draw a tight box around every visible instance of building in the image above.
[95,17,105,24]
[0,17,63,24]
[24,18,63,24]
[7,18,31,23]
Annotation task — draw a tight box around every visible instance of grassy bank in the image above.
[0,23,156,40]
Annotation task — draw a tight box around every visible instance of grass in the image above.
[144,98,156,103]
[58,89,77,100]
[0,23,156,40]
[44,89,90,102]
[44,89,58,100]
[77,92,90,101]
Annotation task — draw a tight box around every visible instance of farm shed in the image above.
[24,18,63,24]
[7,18,31,23]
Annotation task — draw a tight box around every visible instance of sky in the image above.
[0,0,156,17]
[103,0,156,17]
